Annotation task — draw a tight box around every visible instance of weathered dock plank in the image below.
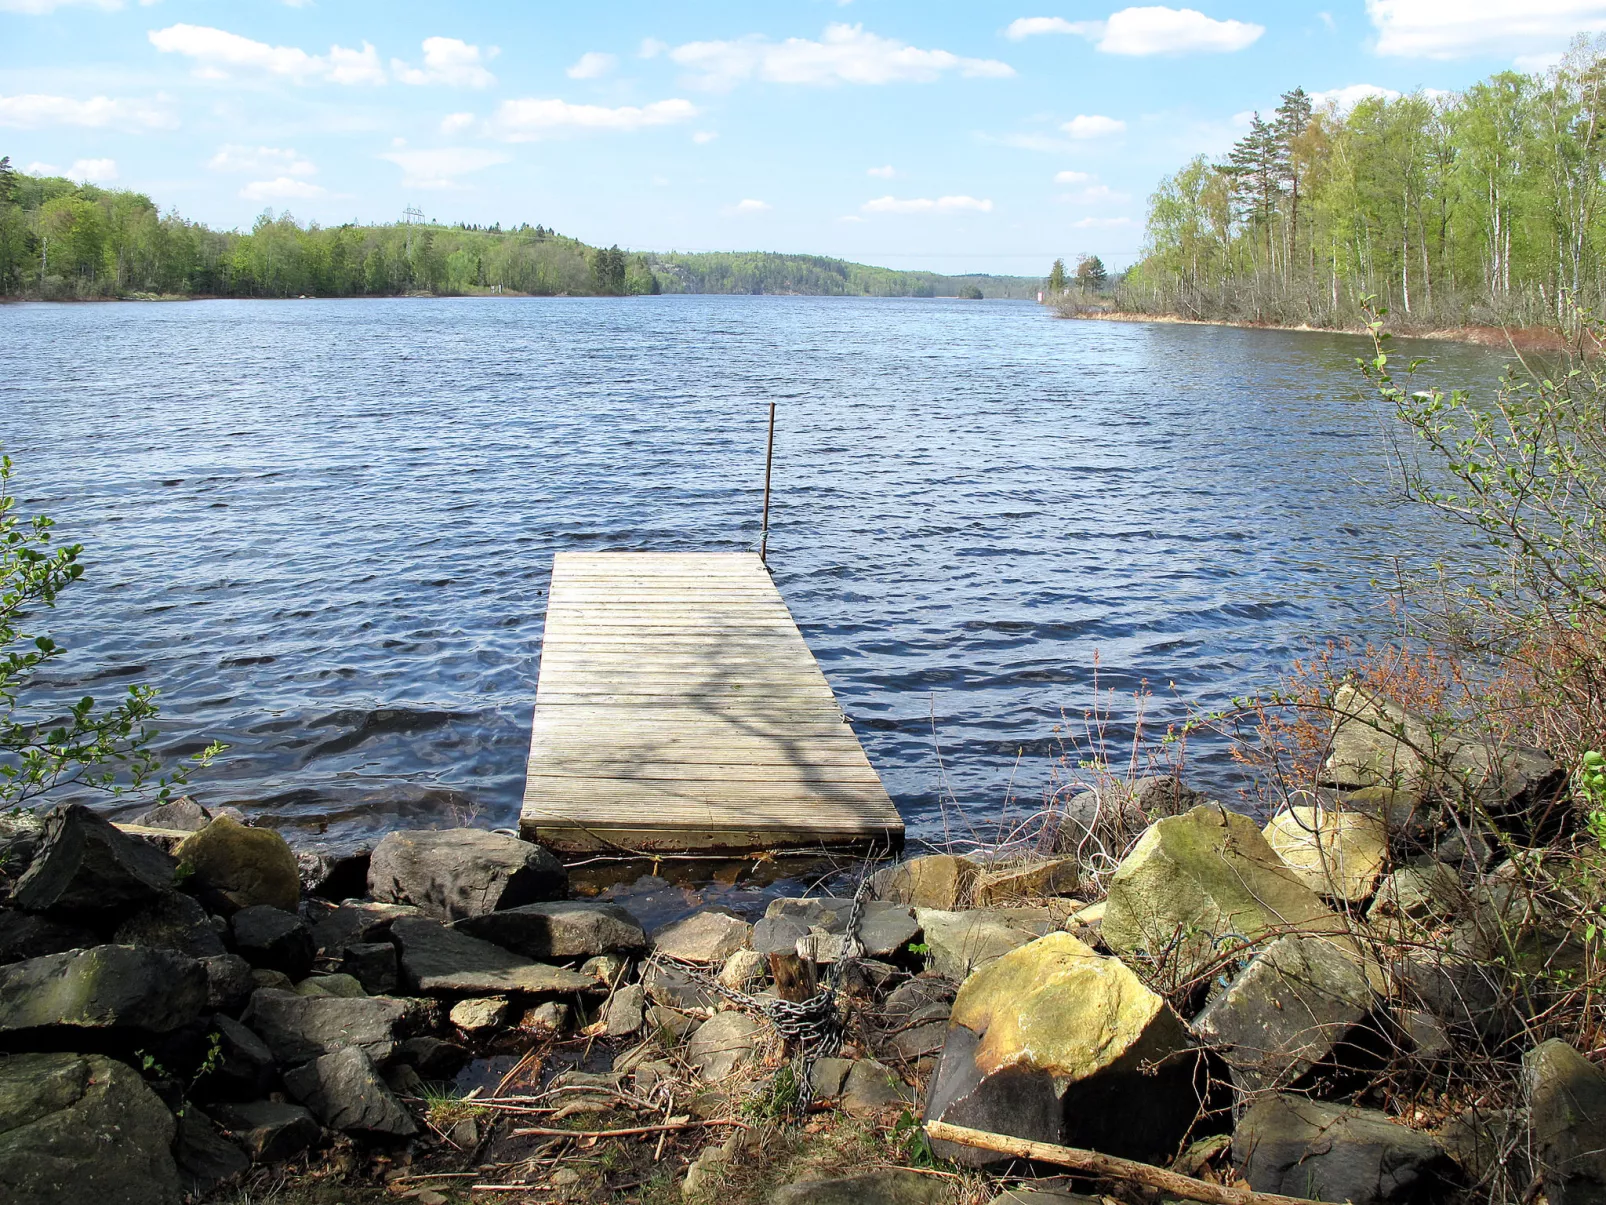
[520,551,904,855]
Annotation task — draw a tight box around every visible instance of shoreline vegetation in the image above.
[0,157,1035,303]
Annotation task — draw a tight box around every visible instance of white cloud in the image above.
[867,164,897,177]
[24,161,60,174]
[567,51,618,79]
[440,112,476,135]
[1310,83,1402,109]
[1072,215,1136,227]
[0,92,176,130]
[393,37,497,88]
[669,23,1014,89]
[1005,8,1263,54]
[861,194,993,213]
[730,198,771,213]
[1367,0,1606,58]
[640,37,669,58]
[1062,113,1125,138]
[1515,50,1567,71]
[487,97,697,140]
[379,147,511,189]
[692,129,718,142]
[68,157,117,182]
[209,144,316,176]
[0,0,118,11]
[240,176,326,200]
[1054,169,1092,183]
[148,24,386,85]
[1059,183,1128,203]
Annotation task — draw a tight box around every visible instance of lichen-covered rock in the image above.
[870,855,978,910]
[0,944,206,1033]
[1234,1094,1459,1205]
[450,995,509,1035]
[283,1046,416,1136]
[14,803,177,917]
[1103,805,1346,981]
[230,905,315,979]
[763,897,920,960]
[651,909,751,963]
[973,857,1080,905]
[913,907,1053,980]
[1371,863,1464,922]
[0,1051,183,1204]
[686,1010,764,1080]
[924,931,1196,1164]
[368,828,566,922]
[1525,1039,1606,1205]
[1263,807,1388,903]
[241,987,419,1064]
[390,916,597,996]
[454,900,646,959]
[175,816,300,914]
[1192,934,1374,1092]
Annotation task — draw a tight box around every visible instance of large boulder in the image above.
[650,909,751,963]
[367,828,566,922]
[0,911,96,965]
[454,900,646,959]
[871,855,978,910]
[1525,1039,1606,1205]
[113,890,227,959]
[311,901,421,953]
[197,1013,276,1102]
[1191,934,1374,1093]
[924,931,1196,1165]
[13,804,177,917]
[1234,1094,1459,1205]
[912,907,1053,980]
[0,1050,183,1204]
[763,897,920,960]
[283,1046,416,1136]
[1263,807,1388,903]
[241,988,420,1064]
[0,944,206,1033]
[174,816,300,914]
[172,1108,249,1194]
[973,857,1080,906]
[1102,805,1347,982]
[390,916,597,996]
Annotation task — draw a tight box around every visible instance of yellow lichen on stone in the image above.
[1263,807,1388,903]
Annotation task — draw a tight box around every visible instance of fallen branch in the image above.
[509,1119,747,1140]
[923,1121,1333,1205]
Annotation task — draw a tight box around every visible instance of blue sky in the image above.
[5,1,1605,274]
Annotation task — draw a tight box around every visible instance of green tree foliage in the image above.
[0,452,219,807]
[1121,37,1606,329]
[1046,257,1067,292]
[647,251,1039,298]
[1074,255,1108,290]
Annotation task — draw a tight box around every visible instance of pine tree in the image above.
[1075,255,1108,289]
[1226,113,1282,264]
[1047,257,1067,292]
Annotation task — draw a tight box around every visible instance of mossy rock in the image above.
[175,815,300,914]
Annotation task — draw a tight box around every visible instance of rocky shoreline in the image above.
[1,685,1603,1205]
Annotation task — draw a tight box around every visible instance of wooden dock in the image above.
[520,551,904,855]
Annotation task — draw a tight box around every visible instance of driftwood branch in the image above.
[508,1119,747,1140]
[923,1121,1333,1205]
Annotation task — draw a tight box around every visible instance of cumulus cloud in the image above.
[567,51,617,79]
[440,112,476,135]
[0,0,118,10]
[867,164,897,177]
[1072,215,1136,227]
[379,147,511,189]
[669,23,1014,89]
[209,144,316,176]
[0,92,176,129]
[1006,7,1263,53]
[1310,83,1402,109]
[487,97,697,140]
[148,24,386,85]
[1062,113,1125,138]
[1367,0,1606,58]
[692,129,718,142]
[729,198,771,213]
[1059,183,1128,203]
[69,157,117,182]
[1054,169,1092,183]
[240,177,326,200]
[393,37,497,87]
[861,194,993,213]
[24,161,60,175]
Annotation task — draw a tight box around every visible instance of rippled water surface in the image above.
[0,297,1504,850]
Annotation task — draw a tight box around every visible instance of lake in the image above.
[0,296,1504,854]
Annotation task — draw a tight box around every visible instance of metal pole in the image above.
[759,401,776,564]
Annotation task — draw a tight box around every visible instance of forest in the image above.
[0,159,1031,301]
[1109,36,1606,331]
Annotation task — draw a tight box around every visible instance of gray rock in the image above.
[751,915,811,957]
[582,952,629,983]
[841,1059,913,1116]
[114,890,227,958]
[1525,1039,1606,1205]
[880,1000,951,1061]
[718,949,768,990]
[871,855,978,910]
[311,901,420,953]
[1399,1009,1453,1062]
[341,941,399,995]
[1437,1107,1525,1192]
[390,916,597,996]
[395,1036,469,1079]
[130,797,212,832]
[0,910,96,965]
[643,961,721,1011]
[450,995,510,1035]
[769,1169,949,1205]
[686,1010,764,1080]
[808,1056,853,1099]
[202,953,257,1013]
[0,944,206,1033]
[173,1107,249,1194]
[230,905,315,979]
[0,1051,183,1204]
[1191,934,1374,1093]
[986,1192,1102,1205]
[1395,953,1513,1039]
[14,804,177,917]
[1433,826,1495,873]
[208,1099,321,1163]
[0,808,44,879]
[283,1046,417,1136]
[251,968,295,993]
[602,983,645,1036]
[297,848,371,901]
[523,1000,570,1033]
[196,1013,277,1103]
[912,907,1051,980]
[1234,1094,1459,1205]
[454,900,646,959]
[173,817,301,914]
[651,909,751,963]
[1371,864,1464,921]
[763,897,921,960]
[241,987,419,1064]
[367,828,566,922]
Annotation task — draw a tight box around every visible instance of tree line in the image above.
[1110,35,1606,330]
[0,160,1036,302]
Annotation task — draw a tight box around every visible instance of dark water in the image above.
[0,297,1503,853]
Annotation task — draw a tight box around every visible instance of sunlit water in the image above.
[0,296,1504,854]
